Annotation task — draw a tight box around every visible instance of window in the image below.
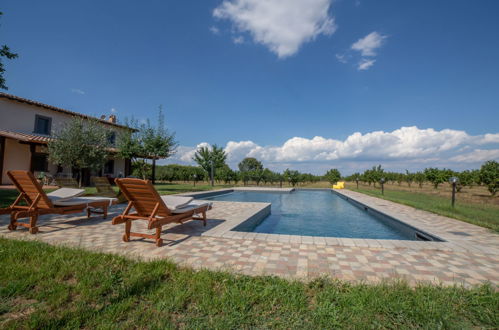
[32,153,48,172]
[34,115,52,135]
[107,132,116,145]
[104,159,115,175]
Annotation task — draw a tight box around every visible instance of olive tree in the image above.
[142,107,177,183]
[479,160,499,196]
[414,171,425,188]
[48,117,110,187]
[117,108,177,183]
[424,168,446,189]
[283,169,300,187]
[324,168,341,184]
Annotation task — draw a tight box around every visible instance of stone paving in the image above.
[1,189,498,288]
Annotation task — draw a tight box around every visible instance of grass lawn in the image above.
[0,238,497,328]
[0,190,20,208]
[349,185,499,233]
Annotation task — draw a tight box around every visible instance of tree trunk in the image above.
[210,165,214,187]
[151,158,156,184]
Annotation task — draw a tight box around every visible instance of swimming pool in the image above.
[201,189,438,241]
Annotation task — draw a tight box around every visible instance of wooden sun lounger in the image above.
[112,178,212,247]
[54,176,79,188]
[92,176,127,203]
[3,170,114,234]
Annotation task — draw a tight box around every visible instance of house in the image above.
[0,92,132,185]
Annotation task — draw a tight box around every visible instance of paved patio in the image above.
[1,189,498,288]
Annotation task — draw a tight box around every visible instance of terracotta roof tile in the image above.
[0,129,53,144]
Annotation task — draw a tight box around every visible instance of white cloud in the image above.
[357,58,375,70]
[337,31,387,70]
[213,0,336,58]
[335,53,348,63]
[449,149,499,163]
[110,108,117,114]
[351,31,387,57]
[478,133,499,144]
[70,88,85,95]
[232,36,245,44]
[179,142,210,162]
[210,26,220,35]
[168,127,499,173]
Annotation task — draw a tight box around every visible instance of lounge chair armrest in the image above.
[112,215,127,225]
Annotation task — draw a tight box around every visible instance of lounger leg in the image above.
[102,205,108,219]
[123,220,131,242]
[202,211,207,226]
[155,227,163,247]
[7,213,17,231]
[86,208,91,218]
[29,214,39,234]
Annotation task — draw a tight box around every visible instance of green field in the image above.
[349,186,499,232]
[0,238,497,328]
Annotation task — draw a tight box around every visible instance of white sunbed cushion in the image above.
[47,188,85,202]
[52,196,117,207]
[171,201,211,214]
[161,195,194,210]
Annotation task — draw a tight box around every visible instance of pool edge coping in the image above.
[189,188,483,253]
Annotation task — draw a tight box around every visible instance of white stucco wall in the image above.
[2,138,31,184]
[0,98,123,135]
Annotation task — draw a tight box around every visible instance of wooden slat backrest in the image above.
[7,170,54,209]
[54,177,79,188]
[92,177,116,197]
[115,178,172,217]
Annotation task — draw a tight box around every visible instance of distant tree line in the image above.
[131,149,329,187]
[344,161,499,196]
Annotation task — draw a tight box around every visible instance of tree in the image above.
[217,164,234,184]
[405,170,414,187]
[276,172,284,188]
[48,117,109,187]
[117,108,177,183]
[141,106,177,184]
[324,169,341,184]
[283,169,300,187]
[414,171,425,188]
[479,160,499,196]
[395,173,404,186]
[193,144,227,186]
[117,118,145,177]
[240,170,251,186]
[250,169,265,186]
[456,170,474,192]
[424,168,446,189]
[363,165,384,187]
[238,157,263,172]
[0,12,18,90]
[262,168,273,185]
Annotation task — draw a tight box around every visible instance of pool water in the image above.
[202,190,416,240]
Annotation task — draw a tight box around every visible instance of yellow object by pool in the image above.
[332,181,345,189]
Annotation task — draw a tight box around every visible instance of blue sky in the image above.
[2,0,499,174]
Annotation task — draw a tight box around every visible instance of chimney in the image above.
[109,114,117,123]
